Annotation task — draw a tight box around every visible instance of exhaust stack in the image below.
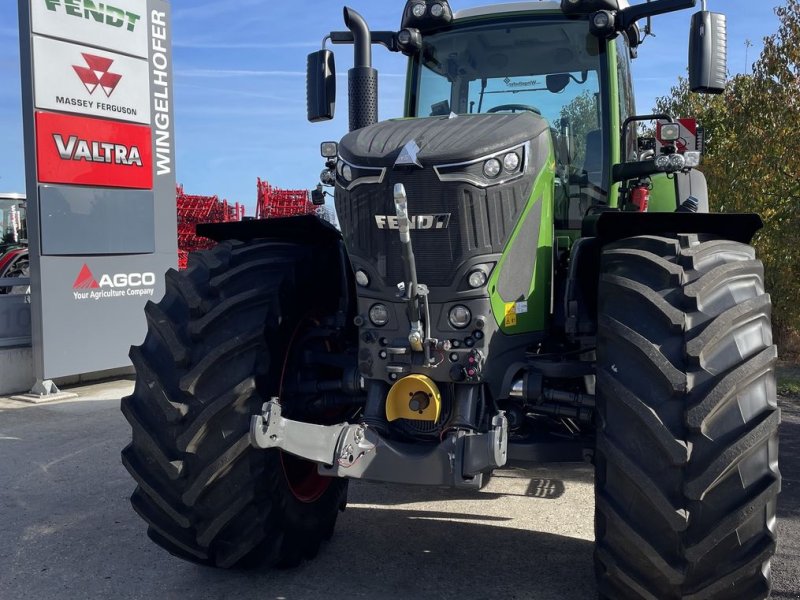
[343,7,378,131]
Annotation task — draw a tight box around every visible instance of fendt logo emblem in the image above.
[375,214,451,230]
[73,53,122,97]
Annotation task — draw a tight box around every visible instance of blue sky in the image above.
[0,0,784,214]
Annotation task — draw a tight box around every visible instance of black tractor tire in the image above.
[121,239,348,569]
[594,234,780,600]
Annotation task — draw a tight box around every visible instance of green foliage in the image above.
[654,1,800,337]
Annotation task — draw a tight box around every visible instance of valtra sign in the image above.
[32,36,151,125]
[35,111,153,189]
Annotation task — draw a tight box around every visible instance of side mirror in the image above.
[307,49,336,122]
[311,185,326,206]
[689,11,727,94]
[546,73,571,94]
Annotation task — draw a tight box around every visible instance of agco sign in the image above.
[35,111,153,189]
[73,264,156,301]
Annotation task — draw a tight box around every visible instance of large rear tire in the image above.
[594,234,780,599]
[121,239,348,568]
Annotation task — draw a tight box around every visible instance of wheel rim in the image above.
[280,452,331,503]
[278,315,334,503]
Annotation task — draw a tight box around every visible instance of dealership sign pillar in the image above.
[18,0,177,392]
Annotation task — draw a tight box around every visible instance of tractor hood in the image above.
[338,112,549,168]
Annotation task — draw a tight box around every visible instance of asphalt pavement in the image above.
[0,380,798,600]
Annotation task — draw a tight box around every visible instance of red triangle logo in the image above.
[74,264,99,289]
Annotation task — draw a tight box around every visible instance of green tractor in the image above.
[121,1,780,597]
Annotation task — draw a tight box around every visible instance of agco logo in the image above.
[375,214,451,230]
[73,53,122,98]
[44,0,141,32]
[73,264,156,301]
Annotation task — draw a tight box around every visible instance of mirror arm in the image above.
[621,114,673,163]
[619,0,696,30]
[328,30,400,52]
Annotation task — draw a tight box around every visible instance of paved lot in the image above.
[1,380,798,600]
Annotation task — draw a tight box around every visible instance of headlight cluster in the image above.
[336,159,386,190]
[654,151,701,173]
[482,151,521,179]
[435,143,527,188]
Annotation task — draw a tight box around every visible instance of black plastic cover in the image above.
[338,112,549,167]
[583,212,763,244]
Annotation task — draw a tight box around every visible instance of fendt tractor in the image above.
[121,1,781,598]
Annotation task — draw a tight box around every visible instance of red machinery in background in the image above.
[176,185,244,270]
[177,180,317,269]
[256,178,316,219]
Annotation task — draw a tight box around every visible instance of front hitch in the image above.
[250,399,508,489]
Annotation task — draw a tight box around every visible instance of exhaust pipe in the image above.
[344,7,378,131]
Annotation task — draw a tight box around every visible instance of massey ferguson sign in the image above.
[32,36,151,125]
[35,111,153,189]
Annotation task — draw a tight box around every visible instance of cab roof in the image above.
[454,0,630,20]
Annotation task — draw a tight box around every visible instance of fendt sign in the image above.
[31,0,147,57]
[19,0,177,384]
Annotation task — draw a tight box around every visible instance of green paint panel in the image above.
[488,148,555,334]
[647,173,678,212]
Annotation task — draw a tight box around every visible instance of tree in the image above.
[560,90,599,169]
[653,1,800,340]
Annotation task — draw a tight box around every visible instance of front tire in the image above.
[121,239,348,568]
[594,234,780,599]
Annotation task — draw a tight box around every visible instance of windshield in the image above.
[410,18,607,220]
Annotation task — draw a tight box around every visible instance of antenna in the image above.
[643,0,654,41]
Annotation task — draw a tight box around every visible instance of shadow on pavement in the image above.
[182,506,596,600]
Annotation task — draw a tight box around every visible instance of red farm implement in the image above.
[176,185,244,269]
[256,178,316,219]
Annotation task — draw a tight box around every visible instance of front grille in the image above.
[336,169,532,288]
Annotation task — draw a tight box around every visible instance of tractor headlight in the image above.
[468,270,488,289]
[483,158,502,178]
[503,152,521,172]
[411,2,426,17]
[369,304,390,327]
[430,3,444,17]
[434,142,527,188]
[320,141,338,158]
[668,153,686,170]
[337,160,386,190]
[660,123,681,142]
[655,155,671,171]
[355,270,370,287]
[684,151,702,168]
[449,305,472,329]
